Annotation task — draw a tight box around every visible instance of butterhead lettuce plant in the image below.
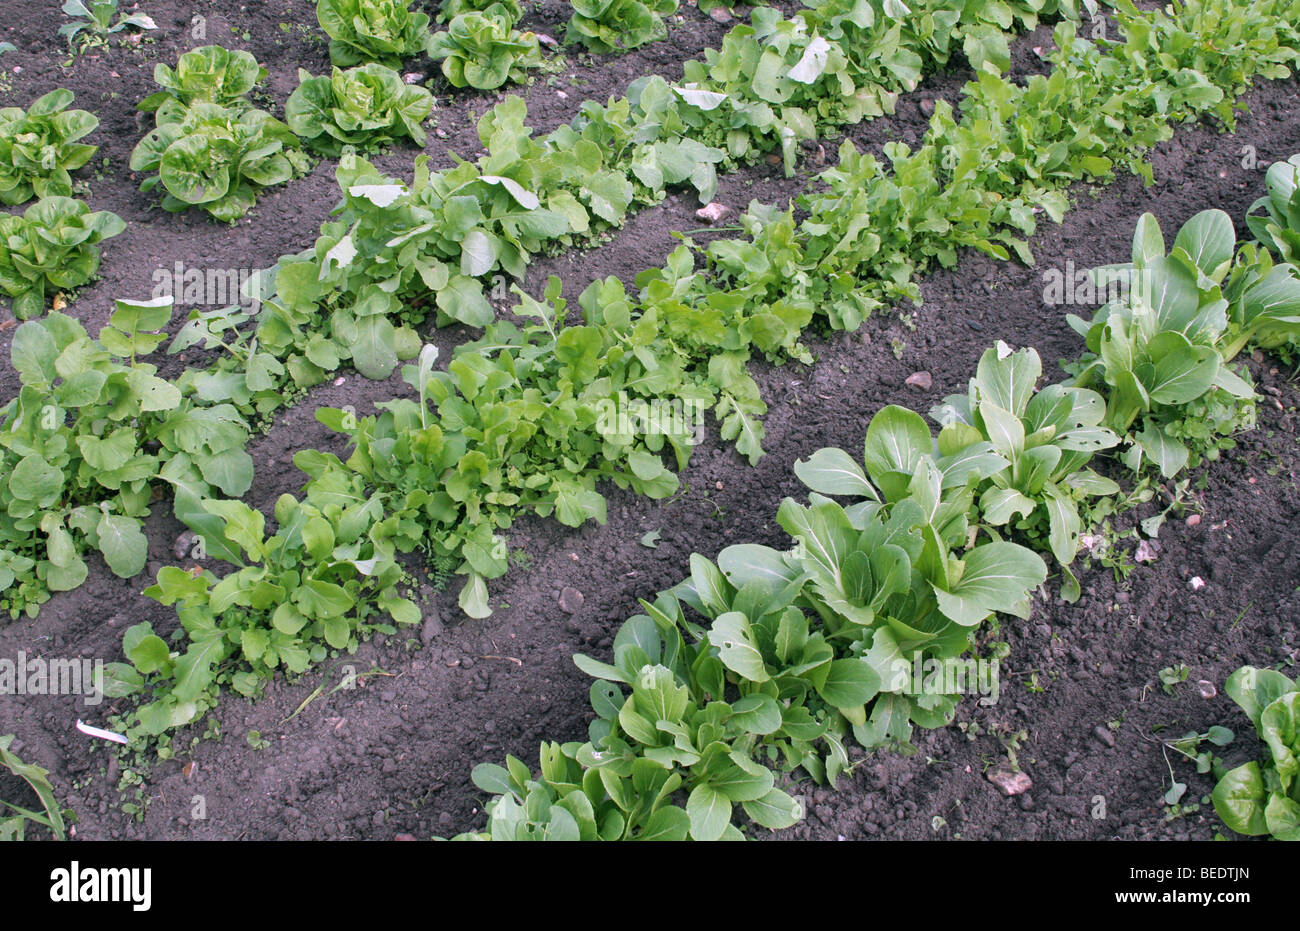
[286,63,434,156]
[138,46,268,122]
[438,0,523,23]
[130,102,309,222]
[0,196,125,319]
[1213,667,1300,841]
[428,6,543,90]
[566,0,678,53]
[316,0,434,68]
[0,89,100,206]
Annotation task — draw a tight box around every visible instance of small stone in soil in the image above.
[1197,680,1217,699]
[695,202,731,224]
[1185,514,1201,527]
[1094,725,1116,747]
[173,530,198,560]
[987,770,1032,796]
[1189,576,1206,591]
[1134,539,1160,563]
[709,6,732,22]
[559,587,584,613]
[905,371,932,389]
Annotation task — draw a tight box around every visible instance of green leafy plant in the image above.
[111,492,419,738]
[316,0,433,68]
[0,735,67,840]
[0,90,100,206]
[454,404,1045,839]
[1247,154,1300,264]
[1066,211,1258,477]
[1159,663,1191,694]
[59,0,156,52]
[930,342,1119,567]
[428,6,543,90]
[566,0,678,54]
[439,0,523,23]
[0,302,253,617]
[1212,666,1300,840]
[0,196,125,319]
[167,3,1107,428]
[130,102,309,221]
[300,282,693,618]
[287,63,434,156]
[268,146,573,339]
[679,5,908,170]
[94,0,1300,831]
[1219,243,1300,360]
[137,46,267,121]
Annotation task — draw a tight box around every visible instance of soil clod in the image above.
[987,770,1032,796]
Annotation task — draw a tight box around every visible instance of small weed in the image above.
[1159,664,1190,694]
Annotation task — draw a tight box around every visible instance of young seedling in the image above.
[59,0,156,53]
[1159,664,1191,695]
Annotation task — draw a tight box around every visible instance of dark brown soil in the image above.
[0,2,1297,842]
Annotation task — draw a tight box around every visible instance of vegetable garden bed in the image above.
[1,0,1298,841]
